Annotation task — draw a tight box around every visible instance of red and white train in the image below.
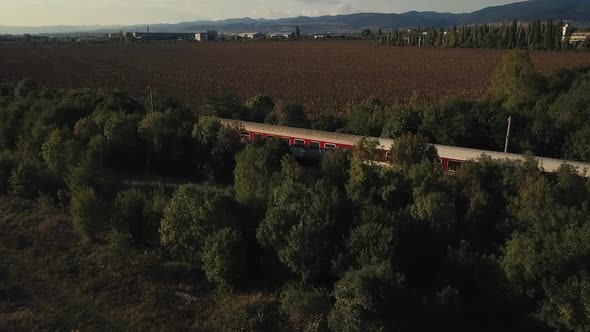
[218,118,590,177]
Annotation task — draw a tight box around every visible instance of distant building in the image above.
[562,23,590,44]
[195,32,208,42]
[268,32,294,40]
[570,32,590,44]
[132,32,196,41]
[238,32,265,40]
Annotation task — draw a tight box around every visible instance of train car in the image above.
[218,118,590,177]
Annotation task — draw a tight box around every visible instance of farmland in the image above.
[1,41,590,113]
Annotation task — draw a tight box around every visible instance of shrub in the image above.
[389,133,438,167]
[8,163,35,198]
[70,185,104,242]
[14,78,38,99]
[202,228,246,289]
[266,102,309,128]
[160,185,237,264]
[280,284,331,331]
[329,264,404,332]
[347,223,396,267]
[245,95,275,122]
[112,188,149,243]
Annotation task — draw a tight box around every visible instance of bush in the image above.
[111,188,150,243]
[245,95,275,122]
[344,98,387,137]
[70,185,104,242]
[321,148,351,186]
[160,185,237,264]
[266,102,309,128]
[202,228,246,289]
[280,284,331,331]
[41,128,80,173]
[488,50,540,109]
[389,133,438,167]
[329,264,404,332]
[347,223,396,267]
[8,163,38,198]
[14,78,38,99]
[310,113,346,132]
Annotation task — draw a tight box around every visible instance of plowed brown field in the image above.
[1,41,589,113]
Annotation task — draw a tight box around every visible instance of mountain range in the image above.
[1,0,589,35]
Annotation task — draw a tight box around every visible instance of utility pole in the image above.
[504,116,512,153]
[147,86,155,113]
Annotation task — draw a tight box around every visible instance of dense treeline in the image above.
[375,20,590,51]
[2,51,590,331]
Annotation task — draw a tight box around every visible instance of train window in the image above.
[254,133,263,142]
[385,151,391,162]
[309,142,320,150]
[282,137,291,145]
[294,139,305,146]
[325,143,336,151]
[437,158,443,164]
[241,132,251,142]
[266,135,274,140]
[448,160,462,172]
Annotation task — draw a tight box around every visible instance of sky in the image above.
[0,0,523,27]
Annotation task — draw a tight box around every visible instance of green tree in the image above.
[361,29,373,39]
[502,173,590,330]
[347,223,396,267]
[321,148,351,186]
[329,264,405,332]
[257,177,346,282]
[41,128,80,174]
[14,78,38,99]
[280,284,331,331]
[389,133,437,167]
[202,228,246,289]
[344,98,387,137]
[70,185,104,242]
[138,107,194,173]
[346,139,385,205]
[234,140,288,207]
[245,95,275,122]
[192,117,244,180]
[266,102,309,128]
[488,50,540,109]
[111,188,153,243]
[160,185,237,264]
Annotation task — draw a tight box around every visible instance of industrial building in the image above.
[132,32,196,41]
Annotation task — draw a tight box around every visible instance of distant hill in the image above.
[1,0,589,35]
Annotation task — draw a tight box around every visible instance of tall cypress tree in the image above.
[509,20,518,48]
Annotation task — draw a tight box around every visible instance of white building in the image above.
[195,32,208,42]
[562,24,590,44]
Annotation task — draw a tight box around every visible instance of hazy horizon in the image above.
[1,0,522,27]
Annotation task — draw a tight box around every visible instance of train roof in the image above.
[218,118,590,176]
